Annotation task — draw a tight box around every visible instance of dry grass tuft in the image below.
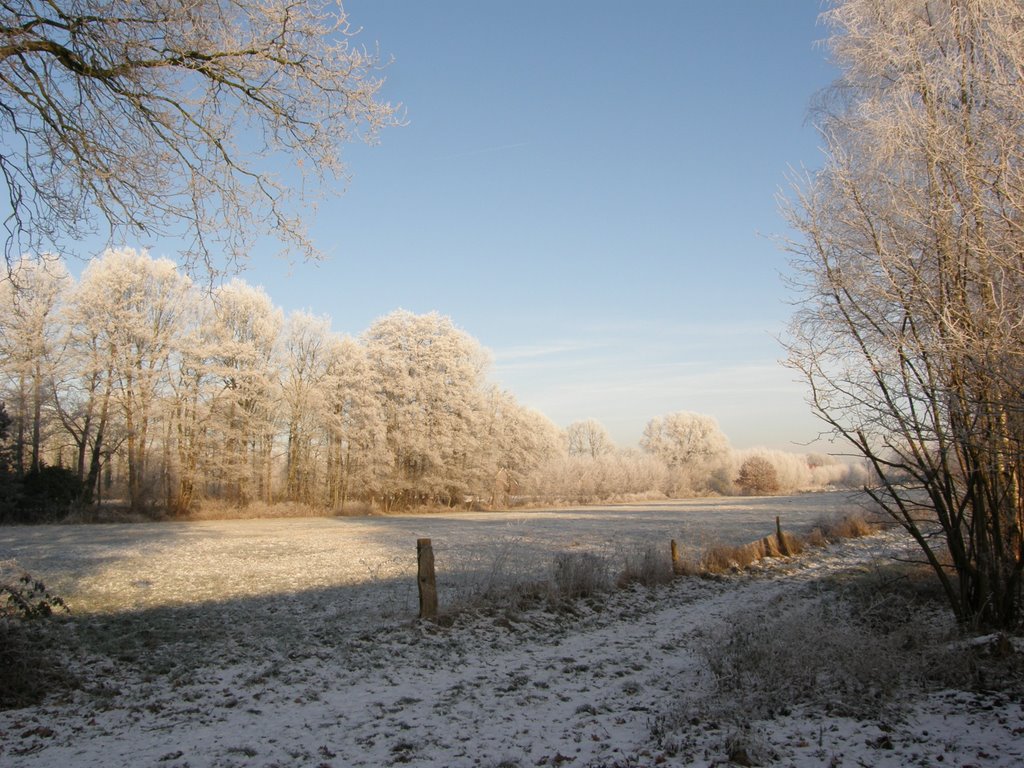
[778,531,805,556]
[827,513,878,539]
[805,512,881,545]
[551,552,613,601]
[699,543,760,574]
[617,545,674,588]
[186,499,324,521]
[804,526,829,548]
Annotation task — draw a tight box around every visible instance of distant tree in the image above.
[323,335,385,511]
[735,455,780,496]
[565,419,614,459]
[0,0,400,273]
[641,412,729,467]
[640,411,730,495]
[364,310,489,509]
[279,311,334,504]
[784,0,1024,628]
[523,448,668,506]
[205,280,283,504]
[0,257,70,475]
[68,249,192,511]
[481,389,562,506]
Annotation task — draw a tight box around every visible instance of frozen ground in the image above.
[0,493,865,614]
[1,494,1022,767]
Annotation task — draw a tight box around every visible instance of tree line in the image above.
[0,249,860,520]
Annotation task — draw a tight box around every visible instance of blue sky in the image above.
[237,1,840,452]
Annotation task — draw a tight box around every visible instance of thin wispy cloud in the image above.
[492,339,607,363]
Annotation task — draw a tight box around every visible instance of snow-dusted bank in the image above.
[1,498,1022,766]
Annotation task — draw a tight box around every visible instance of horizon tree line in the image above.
[0,249,861,518]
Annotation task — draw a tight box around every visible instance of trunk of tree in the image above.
[30,360,42,473]
[14,373,26,478]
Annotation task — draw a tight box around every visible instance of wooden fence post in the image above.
[671,539,682,575]
[776,516,791,557]
[417,538,438,620]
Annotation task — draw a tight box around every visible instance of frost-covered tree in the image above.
[0,256,69,474]
[364,310,489,508]
[736,454,780,496]
[68,248,192,510]
[523,448,668,505]
[58,280,116,503]
[640,411,731,495]
[279,311,334,504]
[205,280,283,504]
[479,387,562,506]
[0,0,400,273]
[641,411,730,468]
[565,418,614,459]
[785,0,1024,627]
[164,294,215,514]
[323,334,385,510]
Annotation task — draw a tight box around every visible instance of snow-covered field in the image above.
[1,494,1022,767]
[0,494,862,614]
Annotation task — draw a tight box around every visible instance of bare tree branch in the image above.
[0,0,401,276]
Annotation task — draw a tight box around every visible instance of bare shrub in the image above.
[0,620,74,709]
[442,540,547,615]
[436,546,616,621]
[1,563,73,709]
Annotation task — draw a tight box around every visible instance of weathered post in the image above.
[776,516,790,557]
[417,538,438,620]
[671,539,682,575]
